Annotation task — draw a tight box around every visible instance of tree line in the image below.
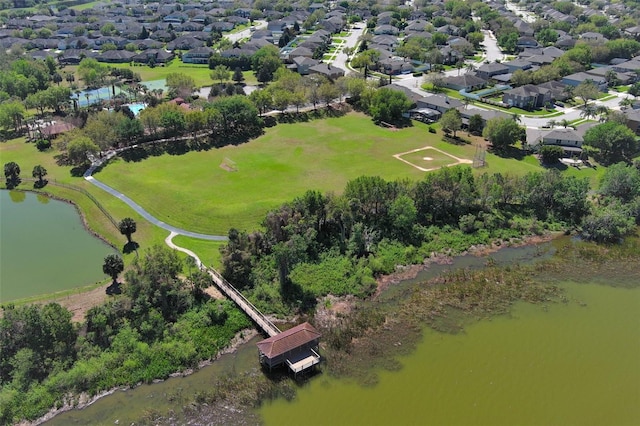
[218,166,639,316]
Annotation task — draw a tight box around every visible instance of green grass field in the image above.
[62,62,259,89]
[94,112,565,235]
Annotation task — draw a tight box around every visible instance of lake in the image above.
[261,281,640,426]
[0,190,115,302]
[45,241,640,425]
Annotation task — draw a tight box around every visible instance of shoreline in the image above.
[29,328,259,426]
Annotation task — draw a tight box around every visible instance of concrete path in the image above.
[84,150,227,241]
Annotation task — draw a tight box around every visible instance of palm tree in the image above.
[619,97,634,109]
[32,165,47,185]
[102,254,124,283]
[562,85,574,102]
[4,161,20,181]
[465,62,476,74]
[118,217,137,243]
[580,104,597,120]
[546,119,557,128]
[511,113,522,123]
[595,105,610,122]
[559,118,572,128]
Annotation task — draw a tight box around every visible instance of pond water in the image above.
[0,190,115,302]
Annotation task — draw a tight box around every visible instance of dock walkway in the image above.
[206,267,281,338]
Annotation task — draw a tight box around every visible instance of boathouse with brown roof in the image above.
[256,322,321,374]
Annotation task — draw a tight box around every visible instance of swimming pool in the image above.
[124,102,147,116]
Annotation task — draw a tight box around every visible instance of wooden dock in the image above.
[206,267,281,338]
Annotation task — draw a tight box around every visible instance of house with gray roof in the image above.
[442,74,487,91]
[503,85,552,110]
[416,95,463,113]
[476,62,509,80]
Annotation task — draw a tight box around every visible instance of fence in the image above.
[1,176,119,230]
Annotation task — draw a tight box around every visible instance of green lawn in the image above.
[93,113,562,235]
[63,61,259,90]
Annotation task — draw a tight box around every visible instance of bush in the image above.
[539,145,564,164]
[35,139,51,151]
[428,126,436,133]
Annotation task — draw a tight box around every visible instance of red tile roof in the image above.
[256,322,321,359]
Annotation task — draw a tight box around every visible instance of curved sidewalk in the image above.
[84,151,227,242]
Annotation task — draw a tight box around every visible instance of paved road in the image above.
[331,24,366,72]
[84,151,227,241]
[225,20,267,43]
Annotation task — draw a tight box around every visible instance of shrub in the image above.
[35,139,51,151]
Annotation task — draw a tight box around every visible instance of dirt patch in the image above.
[203,285,224,300]
[315,295,357,329]
[40,284,110,323]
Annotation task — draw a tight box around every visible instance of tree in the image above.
[580,103,597,120]
[252,45,282,84]
[482,117,526,152]
[318,81,339,107]
[210,65,231,85]
[598,163,640,203]
[31,165,47,186]
[581,204,635,243]
[77,58,108,88]
[232,67,245,84]
[468,114,484,135]
[367,88,412,124]
[118,218,137,243]
[539,145,564,164]
[583,122,638,165]
[166,73,196,99]
[0,101,25,133]
[351,49,380,77]
[249,88,273,115]
[66,136,99,165]
[4,162,20,186]
[440,108,462,137]
[574,80,599,108]
[102,254,124,283]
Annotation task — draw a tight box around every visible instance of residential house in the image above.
[442,74,487,92]
[132,49,174,64]
[585,67,636,85]
[167,36,204,51]
[290,56,319,75]
[623,109,640,134]
[516,36,539,49]
[580,32,607,43]
[378,57,413,75]
[182,46,214,64]
[476,62,509,80]
[456,105,510,127]
[502,84,552,110]
[503,59,533,73]
[308,63,345,80]
[416,95,463,113]
[561,72,607,91]
[537,80,570,101]
[539,127,583,155]
[374,25,399,36]
[96,50,135,63]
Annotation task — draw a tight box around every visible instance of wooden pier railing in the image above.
[205,267,281,338]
